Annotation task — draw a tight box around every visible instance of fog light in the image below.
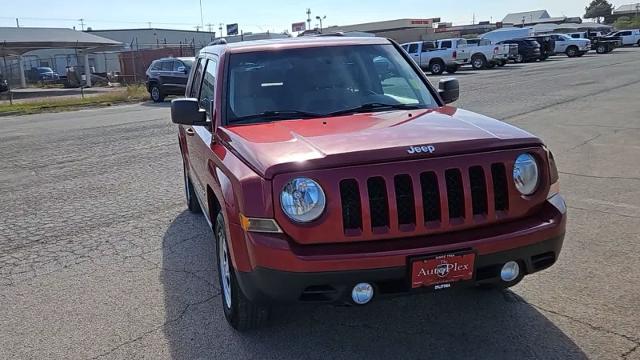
[501,261,520,282]
[351,283,374,305]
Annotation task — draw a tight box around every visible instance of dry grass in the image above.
[0,85,150,116]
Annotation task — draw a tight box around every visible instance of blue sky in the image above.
[0,0,632,33]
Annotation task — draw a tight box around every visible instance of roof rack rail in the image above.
[315,32,345,37]
[208,38,228,46]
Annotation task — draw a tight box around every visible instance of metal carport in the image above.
[0,27,121,87]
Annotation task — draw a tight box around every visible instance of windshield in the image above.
[180,59,194,68]
[37,67,53,73]
[225,44,437,124]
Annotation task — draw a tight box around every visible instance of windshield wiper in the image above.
[231,110,326,124]
[328,103,427,117]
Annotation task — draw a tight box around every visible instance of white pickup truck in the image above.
[548,34,591,57]
[401,41,470,75]
[608,29,640,46]
[449,38,512,69]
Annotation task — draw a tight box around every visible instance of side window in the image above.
[173,61,184,72]
[408,43,418,54]
[620,31,631,36]
[189,58,205,98]
[421,42,430,52]
[199,59,218,119]
[401,44,409,52]
[150,61,161,71]
[440,41,452,49]
[161,60,173,71]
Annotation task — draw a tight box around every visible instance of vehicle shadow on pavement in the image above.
[161,212,587,360]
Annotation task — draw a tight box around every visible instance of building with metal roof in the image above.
[0,27,121,87]
[503,10,551,25]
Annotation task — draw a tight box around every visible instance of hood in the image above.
[220,107,542,179]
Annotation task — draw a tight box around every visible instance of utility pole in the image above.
[219,23,224,37]
[206,23,214,33]
[472,13,476,25]
[199,0,204,29]
[16,18,20,28]
[306,8,312,30]
[79,18,85,31]
[147,22,152,29]
[194,25,201,32]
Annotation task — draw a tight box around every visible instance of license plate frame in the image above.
[410,251,476,289]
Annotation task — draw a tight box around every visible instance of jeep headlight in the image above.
[280,178,326,222]
[513,153,539,196]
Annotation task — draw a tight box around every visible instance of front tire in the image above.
[183,163,202,213]
[515,54,524,63]
[150,85,165,103]
[216,213,270,331]
[596,44,606,54]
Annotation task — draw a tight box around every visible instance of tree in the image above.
[584,0,614,23]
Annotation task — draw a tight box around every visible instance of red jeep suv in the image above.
[171,36,567,331]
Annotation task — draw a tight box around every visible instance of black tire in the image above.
[566,46,579,57]
[150,84,165,103]
[215,213,270,331]
[596,44,606,54]
[515,54,525,63]
[183,162,202,213]
[429,60,445,75]
[471,54,487,70]
[445,64,459,74]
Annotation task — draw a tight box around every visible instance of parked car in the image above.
[145,57,194,102]
[36,67,60,81]
[481,27,535,44]
[567,31,619,54]
[0,77,8,93]
[401,41,470,75]
[530,35,556,59]
[443,38,510,69]
[497,39,541,63]
[606,29,640,46]
[548,34,591,57]
[171,36,566,331]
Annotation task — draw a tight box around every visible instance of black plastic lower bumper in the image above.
[236,235,564,305]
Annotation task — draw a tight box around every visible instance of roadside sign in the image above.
[292,22,306,32]
[227,23,239,36]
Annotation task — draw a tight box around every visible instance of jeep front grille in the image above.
[340,162,512,233]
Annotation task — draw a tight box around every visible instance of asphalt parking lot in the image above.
[1,48,639,359]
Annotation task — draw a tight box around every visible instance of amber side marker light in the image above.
[239,214,283,233]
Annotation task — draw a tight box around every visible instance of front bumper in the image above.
[235,196,567,304]
[237,234,564,304]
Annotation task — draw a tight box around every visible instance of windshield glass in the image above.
[225,44,437,124]
[37,67,53,73]
[180,59,194,68]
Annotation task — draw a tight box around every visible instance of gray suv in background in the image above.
[146,57,194,102]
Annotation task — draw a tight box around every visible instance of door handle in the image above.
[185,128,195,136]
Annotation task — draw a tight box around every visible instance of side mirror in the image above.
[438,78,459,104]
[171,98,207,125]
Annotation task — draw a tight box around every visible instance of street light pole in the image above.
[316,15,326,33]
